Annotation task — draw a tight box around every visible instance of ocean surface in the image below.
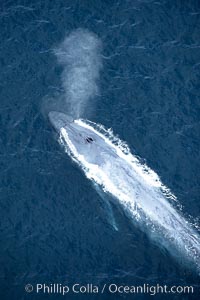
[0,0,200,299]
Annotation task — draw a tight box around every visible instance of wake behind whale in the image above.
[49,111,200,273]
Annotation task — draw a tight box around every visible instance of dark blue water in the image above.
[1,0,200,299]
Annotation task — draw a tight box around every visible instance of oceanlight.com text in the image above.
[25,283,194,296]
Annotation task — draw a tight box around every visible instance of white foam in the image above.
[58,119,200,272]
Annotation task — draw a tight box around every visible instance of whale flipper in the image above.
[94,184,119,231]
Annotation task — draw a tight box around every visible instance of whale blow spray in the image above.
[54,29,102,118]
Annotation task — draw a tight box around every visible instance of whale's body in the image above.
[49,111,200,271]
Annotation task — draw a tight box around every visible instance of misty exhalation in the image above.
[54,28,102,119]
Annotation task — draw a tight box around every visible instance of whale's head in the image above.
[48,111,108,165]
